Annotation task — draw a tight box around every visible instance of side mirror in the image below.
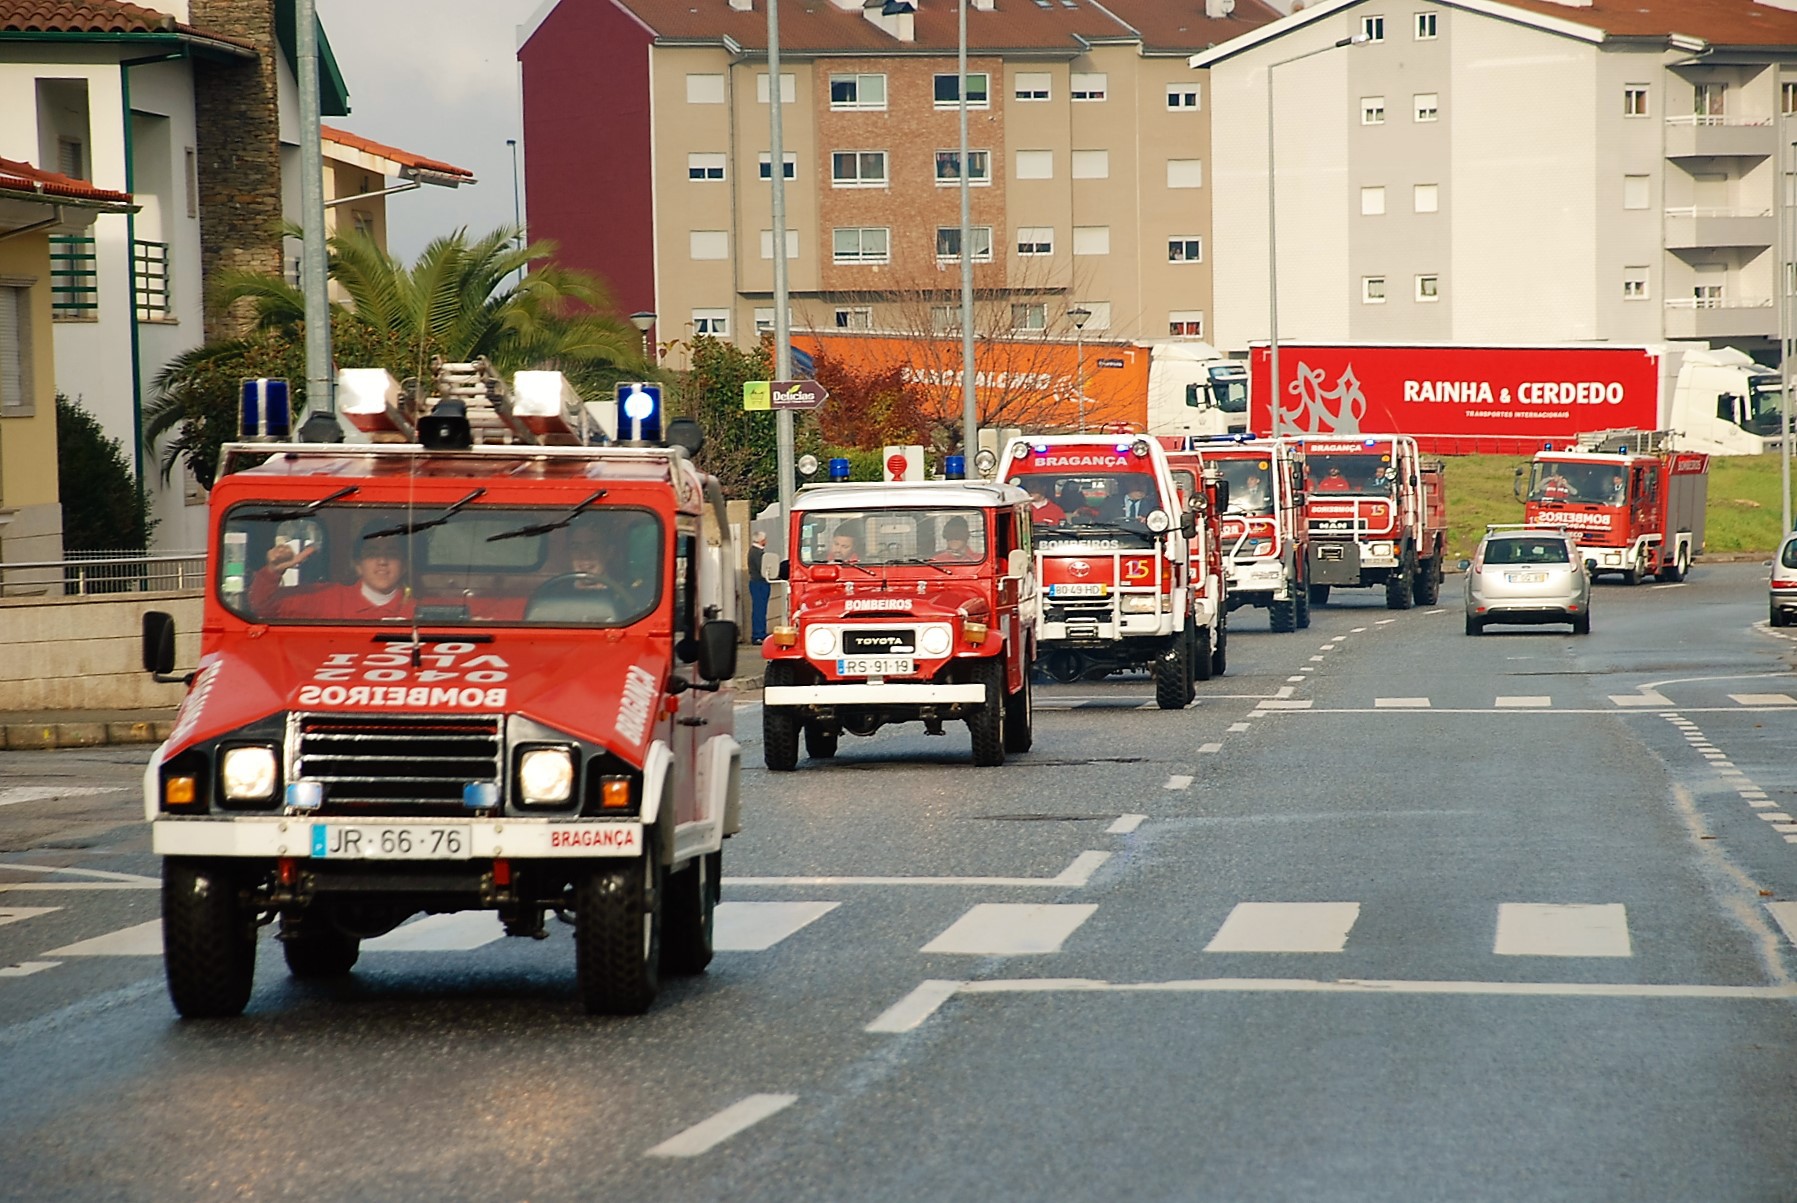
[666,417,704,456]
[1180,511,1198,539]
[1512,465,1525,501]
[1584,558,1598,574]
[142,611,176,676]
[1211,480,1229,512]
[698,619,739,681]
[1457,559,1472,572]
[1006,548,1029,579]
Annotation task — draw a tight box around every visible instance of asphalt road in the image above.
[3,564,1796,1202]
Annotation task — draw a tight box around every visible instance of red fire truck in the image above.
[997,434,1199,707]
[1298,434,1447,609]
[139,362,742,1018]
[1518,429,1708,583]
[761,480,1036,768]
[1184,436,1312,632]
[1162,445,1230,677]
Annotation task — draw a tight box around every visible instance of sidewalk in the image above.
[1,644,767,751]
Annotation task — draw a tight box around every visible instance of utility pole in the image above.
[295,0,338,442]
[958,0,976,462]
[769,0,796,535]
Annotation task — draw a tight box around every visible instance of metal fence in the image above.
[0,551,205,597]
[48,234,98,320]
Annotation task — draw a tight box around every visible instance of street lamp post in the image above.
[629,310,656,367]
[1267,34,1367,439]
[1067,306,1092,432]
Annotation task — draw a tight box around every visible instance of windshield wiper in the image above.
[883,556,952,575]
[363,488,487,540]
[485,490,608,542]
[238,486,358,522]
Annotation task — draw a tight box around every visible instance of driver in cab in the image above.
[249,522,413,620]
[828,521,863,563]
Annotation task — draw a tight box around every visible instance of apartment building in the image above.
[1194,0,1797,358]
[519,0,1278,366]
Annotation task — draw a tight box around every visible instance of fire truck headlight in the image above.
[221,746,278,802]
[919,624,953,656]
[519,747,575,805]
[1369,542,1394,557]
[1121,595,1159,614]
[805,626,837,658]
[1247,538,1274,556]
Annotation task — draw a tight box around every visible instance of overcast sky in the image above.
[316,0,541,263]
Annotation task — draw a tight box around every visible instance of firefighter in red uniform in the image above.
[248,523,412,620]
[931,515,980,563]
[1018,479,1065,526]
[1315,466,1352,493]
[1538,470,1574,502]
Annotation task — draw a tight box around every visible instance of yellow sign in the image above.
[742,381,771,412]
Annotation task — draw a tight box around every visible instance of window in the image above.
[1072,226,1110,256]
[1362,14,1385,41]
[934,73,989,108]
[832,227,889,264]
[752,308,792,334]
[935,149,991,185]
[833,150,888,187]
[184,147,197,218]
[1015,149,1054,180]
[686,74,725,104]
[1167,84,1200,110]
[1622,266,1649,301]
[1783,81,1797,115]
[688,152,726,181]
[56,137,84,180]
[931,306,963,333]
[1362,276,1386,304]
[1415,274,1439,302]
[759,229,801,259]
[1070,72,1107,101]
[1071,149,1109,179]
[1694,82,1726,117]
[1413,92,1438,122]
[756,72,797,104]
[1017,226,1054,256]
[1012,303,1047,331]
[758,153,797,180]
[1623,175,1649,210]
[1072,301,1110,331]
[1361,186,1386,215]
[830,73,887,110]
[1166,159,1204,189]
[1414,183,1439,212]
[1624,85,1649,117]
[690,230,729,260]
[936,226,994,262]
[1168,310,1204,337]
[834,306,873,330]
[691,309,730,336]
[1362,96,1386,125]
[0,284,32,412]
[1015,72,1050,101]
[1168,237,1202,263]
[1414,11,1437,38]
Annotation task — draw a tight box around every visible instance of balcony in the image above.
[1663,206,1774,249]
[1663,296,1775,340]
[48,234,97,321]
[1663,114,1773,159]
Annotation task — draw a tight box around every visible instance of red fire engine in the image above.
[1518,429,1707,583]
[1183,436,1311,632]
[761,480,1036,768]
[1161,444,1231,677]
[997,434,1199,707]
[140,361,742,1018]
[1297,434,1447,609]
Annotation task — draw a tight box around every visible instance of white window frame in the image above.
[1362,96,1386,125]
[834,306,873,330]
[1415,275,1439,303]
[1624,85,1650,118]
[1070,72,1107,102]
[1414,183,1439,213]
[1622,266,1650,301]
[1414,11,1437,39]
[1072,226,1110,256]
[1622,175,1650,211]
[832,227,890,264]
[933,72,990,109]
[756,72,797,104]
[1071,149,1110,180]
[1413,93,1438,122]
[832,150,889,188]
[1167,236,1202,263]
[936,226,994,263]
[829,73,887,111]
[1784,80,1797,116]
[1016,226,1054,256]
[1015,149,1054,180]
[1072,300,1111,331]
[691,308,730,336]
[686,74,725,104]
[1166,84,1199,111]
[1166,159,1203,189]
[1168,310,1204,338]
[689,230,729,260]
[758,153,797,180]
[1362,276,1387,304]
[1014,72,1050,102]
[759,229,801,260]
[1361,186,1386,216]
[1362,14,1385,42]
[688,152,726,181]
[935,149,991,186]
[1012,303,1048,332]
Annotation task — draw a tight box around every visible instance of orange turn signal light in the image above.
[165,776,197,806]
[963,622,989,644]
[600,776,632,809]
[771,626,798,647]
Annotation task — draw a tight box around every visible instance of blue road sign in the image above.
[616,381,663,443]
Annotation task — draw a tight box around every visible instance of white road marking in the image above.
[1331,635,1348,642]
[1164,775,1194,791]
[932,977,1797,1006]
[1107,814,1146,835]
[1767,903,1797,948]
[1757,813,1794,823]
[1731,693,1797,706]
[728,849,1111,889]
[1425,609,1446,615]
[1308,656,1326,662]
[1228,722,1250,733]
[1204,902,1360,954]
[1136,701,1158,711]
[1276,685,1295,699]
[1285,676,1305,683]
[1318,645,1336,652]
[364,912,503,952]
[0,786,127,808]
[921,903,1099,955]
[1496,696,1552,708]
[1649,582,1688,590]
[714,902,839,952]
[1494,903,1631,958]
[1198,743,1223,754]
[1299,666,1315,673]
[866,979,963,1032]
[1256,700,1313,711]
[646,1094,798,1158]
[1375,698,1431,709]
[46,920,162,957]
[1750,799,1777,809]
[1611,691,1673,707]
[1741,791,1770,799]
[0,864,159,884]
[1774,825,1797,835]
[1352,627,1369,633]
[1375,619,1396,625]
[0,962,59,978]
[0,907,59,928]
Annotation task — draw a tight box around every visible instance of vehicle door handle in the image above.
[677,716,708,727]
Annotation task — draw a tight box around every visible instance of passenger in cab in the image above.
[1316,466,1353,493]
[249,522,412,620]
[931,516,980,563]
[1018,479,1065,526]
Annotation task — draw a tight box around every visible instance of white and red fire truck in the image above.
[997,434,1199,708]
[1162,444,1230,678]
[1183,436,1312,633]
[1297,434,1447,610]
[1518,429,1708,583]
[139,361,742,1018]
[761,480,1037,768]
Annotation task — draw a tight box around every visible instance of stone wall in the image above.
[0,591,201,711]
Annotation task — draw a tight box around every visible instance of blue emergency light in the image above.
[828,457,851,481]
[616,382,663,444]
[944,455,966,480]
[239,378,291,439]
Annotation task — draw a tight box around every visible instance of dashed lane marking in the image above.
[0,786,126,808]
[44,921,161,957]
[1352,627,1369,633]
[715,902,839,952]
[1308,656,1326,662]
[1107,814,1146,835]
[1494,903,1632,958]
[1757,813,1794,824]
[1285,676,1305,683]
[866,979,962,1033]
[1496,696,1552,708]
[1165,775,1194,790]
[0,907,59,928]
[1375,619,1397,625]
[728,850,1112,890]
[1375,698,1431,709]
[1228,723,1251,733]
[1730,693,1797,706]
[1198,743,1223,754]
[920,903,1098,955]
[1204,903,1361,954]
[1767,902,1797,948]
[1256,700,1314,711]
[0,962,59,978]
[646,1094,798,1159]
[1276,685,1295,699]
[1425,609,1447,615]
[1611,692,1673,707]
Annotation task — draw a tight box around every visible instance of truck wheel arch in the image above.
[639,740,675,839]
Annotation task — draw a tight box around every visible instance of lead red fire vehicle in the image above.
[140,362,742,1018]
[1181,435,1311,633]
[762,480,1036,768]
[1297,434,1446,610]
[1517,428,1707,583]
[1161,443,1230,678]
[997,434,1200,708]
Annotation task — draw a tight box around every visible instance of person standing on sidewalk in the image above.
[748,532,771,642]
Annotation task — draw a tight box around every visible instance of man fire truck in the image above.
[1186,436,1311,633]
[761,480,1036,768]
[140,361,742,1018]
[1297,435,1446,610]
[996,434,1199,708]
[1517,429,1707,583]
[1162,443,1230,677]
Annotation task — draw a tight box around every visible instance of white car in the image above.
[1464,526,1591,636]
[1771,532,1797,627]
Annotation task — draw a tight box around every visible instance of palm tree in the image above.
[146,225,645,486]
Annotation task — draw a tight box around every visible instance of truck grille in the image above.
[294,713,502,815]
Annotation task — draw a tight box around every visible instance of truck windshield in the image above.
[1741,378,1786,437]
[1527,462,1625,504]
[1306,454,1395,495]
[217,502,663,627]
[1208,366,1249,414]
[1209,458,1275,516]
[1004,470,1166,530]
[798,508,987,566]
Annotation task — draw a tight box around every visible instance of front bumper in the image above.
[765,682,987,705]
[152,816,644,859]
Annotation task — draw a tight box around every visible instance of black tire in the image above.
[575,850,664,1015]
[1414,555,1442,605]
[1572,613,1591,636]
[1270,593,1297,633]
[803,724,838,759]
[1211,609,1228,677]
[762,661,801,772]
[1773,604,1789,628]
[1003,666,1033,753]
[1183,625,1198,705]
[162,859,257,1019]
[1296,576,1312,628]
[1193,626,1214,682]
[1659,547,1686,583]
[1465,615,1483,636]
[664,849,720,976]
[1155,630,1191,710]
[1309,583,1330,606]
[1386,551,1417,610]
[281,921,360,979]
[1622,551,1644,586]
[967,657,1006,767]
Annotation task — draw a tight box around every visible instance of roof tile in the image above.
[1493,0,1797,47]
[0,156,132,204]
[320,126,475,181]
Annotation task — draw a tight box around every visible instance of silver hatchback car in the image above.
[1771,532,1797,627]
[1464,526,1591,636]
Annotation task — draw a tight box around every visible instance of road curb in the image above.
[3,719,176,751]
